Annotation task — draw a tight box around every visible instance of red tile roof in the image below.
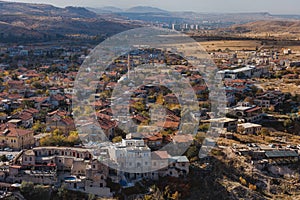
[245,106,261,113]
[0,127,33,137]
[152,151,170,160]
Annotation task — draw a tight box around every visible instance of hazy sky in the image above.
[2,0,300,14]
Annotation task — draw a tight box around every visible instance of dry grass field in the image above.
[199,40,300,54]
[199,40,261,51]
[256,79,300,95]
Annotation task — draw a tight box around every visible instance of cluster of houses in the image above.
[0,41,299,198]
[232,143,299,166]
[0,136,190,197]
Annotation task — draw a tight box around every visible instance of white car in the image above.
[6,154,14,160]
[4,147,12,152]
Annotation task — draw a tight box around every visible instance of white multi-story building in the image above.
[107,139,151,173]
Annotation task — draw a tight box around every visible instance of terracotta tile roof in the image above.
[65,94,73,99]
[156,121,179,129]
[51,94,65,101]
[166,115,180,122]
[7,80,23,86]
[63,78,73,83]
[0,92,8,98]
[172,134,193,143]
[47,109,67,117]
[96,113,111,120]
[99,108,113,116]
[10,165,22,169]
[61,118,74,126]
[152,151,170,160]
[92,100,110,108]
[131,114,148,123]
[0,123,16,131]
[0,127,33,137]
[30,97,48,103]
[25,72,41,78]
[49,87,58,90]
[7,94,22,100]
[24,108,39,114]
[193,85,208,91]
[15,111,33,121]
[147,134,163,141]
[98,117,116,131]
[245,106,261,113]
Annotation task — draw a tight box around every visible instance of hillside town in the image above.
[0,1,299,199]
[0,36,299,199]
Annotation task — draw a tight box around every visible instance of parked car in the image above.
[4,147,12,152]
[6,154,14,160]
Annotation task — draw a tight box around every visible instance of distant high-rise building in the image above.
[172,24,176,30]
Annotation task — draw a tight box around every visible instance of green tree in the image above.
[57,184,68,199]
[32,120,46,133]
[185,146,198,159]
[88,194,96,200]
[0,155,8,162]
[20,181,34,195]
[284,119,292,128]
[199,123,210,132]
[112,136,122,143]
[259,128,270,137]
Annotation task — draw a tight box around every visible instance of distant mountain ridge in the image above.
[87,6,300,26]
[0,1,97,18]
[125,6,168,13]
[87,6,168,14]
[86,6,123,14]
[223,20,300,34]
[0,1,138,43]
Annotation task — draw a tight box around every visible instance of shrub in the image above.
[249,183,257,191]
[239,176,247,186]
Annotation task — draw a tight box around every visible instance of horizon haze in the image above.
[1,0,300,15]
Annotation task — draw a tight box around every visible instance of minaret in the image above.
[127,54,130,79]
